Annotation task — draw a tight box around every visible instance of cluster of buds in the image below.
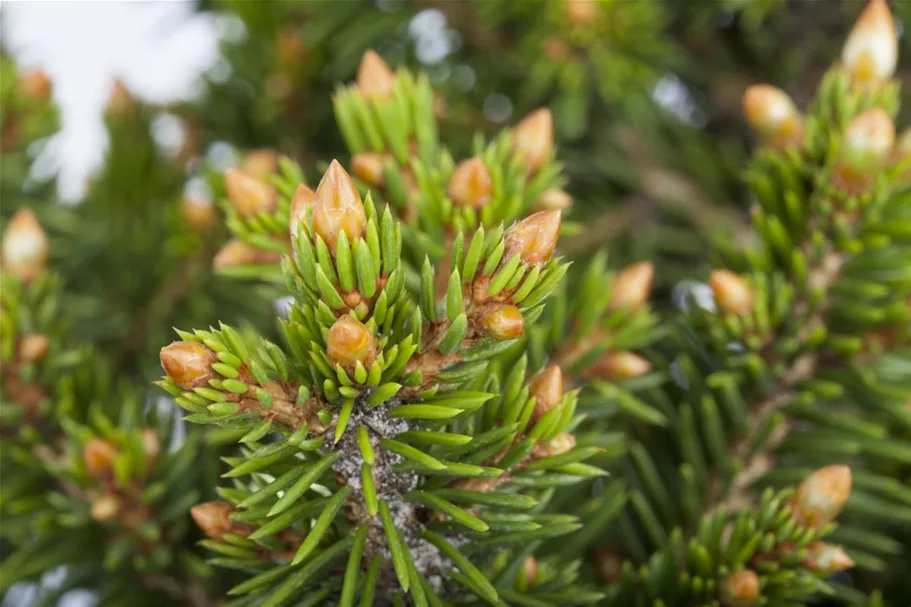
[2,209,49,282]
[448,157,493,209]
[742,85,803,148]
[833,108,896,193]
[512,108,554,173]
[790,464,852,528]
[718,569,760,607]
[710,270,754,317]
[841,0,898,86]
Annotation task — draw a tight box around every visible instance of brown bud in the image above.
[327,316,376,368]
[594,549,623,585]
[842,0,897,85]
[743,85,802,146]
[505,210,561,265]
[241,149,279,177]
[544,37,571,61]
[83,439,117,478]
[565,0,598,25]
[191,501,235,539]
[792,465,852,528]
[213,239,259,268]
[180,197,216,231]
[141,428,160,460]
[610,262,654,311]
[352,153,386,188]
[91,493,121,522]
[483,305,525,340]
[19,69,52,101]
[591,350,652,380]
[533,431,576,458]
[710,270,753,316]
[448,157,493,208]
[839,108,895,171]
[312,160,367,249]
[719,570,760,607]
[18,333,50,363]
[107,78,133,116]
[289,183,316,240]
[276,28,304,66]
[513,108,554,172]
[535,189,572,211]
[356,50,396,101]
[519,555,538,589]
[802,542,855,574]
[530,365,564,421]
[160,341,217,390]
[2,209,49,281]
[225,168,276,216]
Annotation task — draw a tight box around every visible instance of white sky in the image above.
[3,0,220,201]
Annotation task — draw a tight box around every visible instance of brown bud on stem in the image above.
[802,542,855,574]
[842,0,897,85]
[225,168,276,216]
[610,262,654,311]
[356,50,396,101]
[513,108,554,172]
[83,439,118,478]
[535,189,573,211]
[530,365,564,421]
[241,149,279,177]
[590,351,651,380]
[191,501,235,539]
[18,334,50,363]
[106,78,134,116]
[710,270,753,317]
[483,305,525,340]
[594,549,623,585]
[505,210,561,265]
[19,69,52,101]
[91,493,121,522]
[743,85,802,147]
[327,316,377,368]
[2,209,49,281]
[141,428,161,460]
[214,239,258,268]
[448,157,493,208]
[181,197,216,231]
[792,465,852,528]
[719,570,760,607]
[160,341,217,390]
[532,431,576,458]
[289,183,316,240]
[519,555,538,589]
[565,0,598,25]
[312,160,367,250]
[839,108,895,172]
[352,152,386,187]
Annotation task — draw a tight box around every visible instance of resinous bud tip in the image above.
[312,160,367,249]
[356,50,396,101]
[505,210,561,265]
[842,0,898,85]
[160,341,217,390]
[448,157,493,208]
